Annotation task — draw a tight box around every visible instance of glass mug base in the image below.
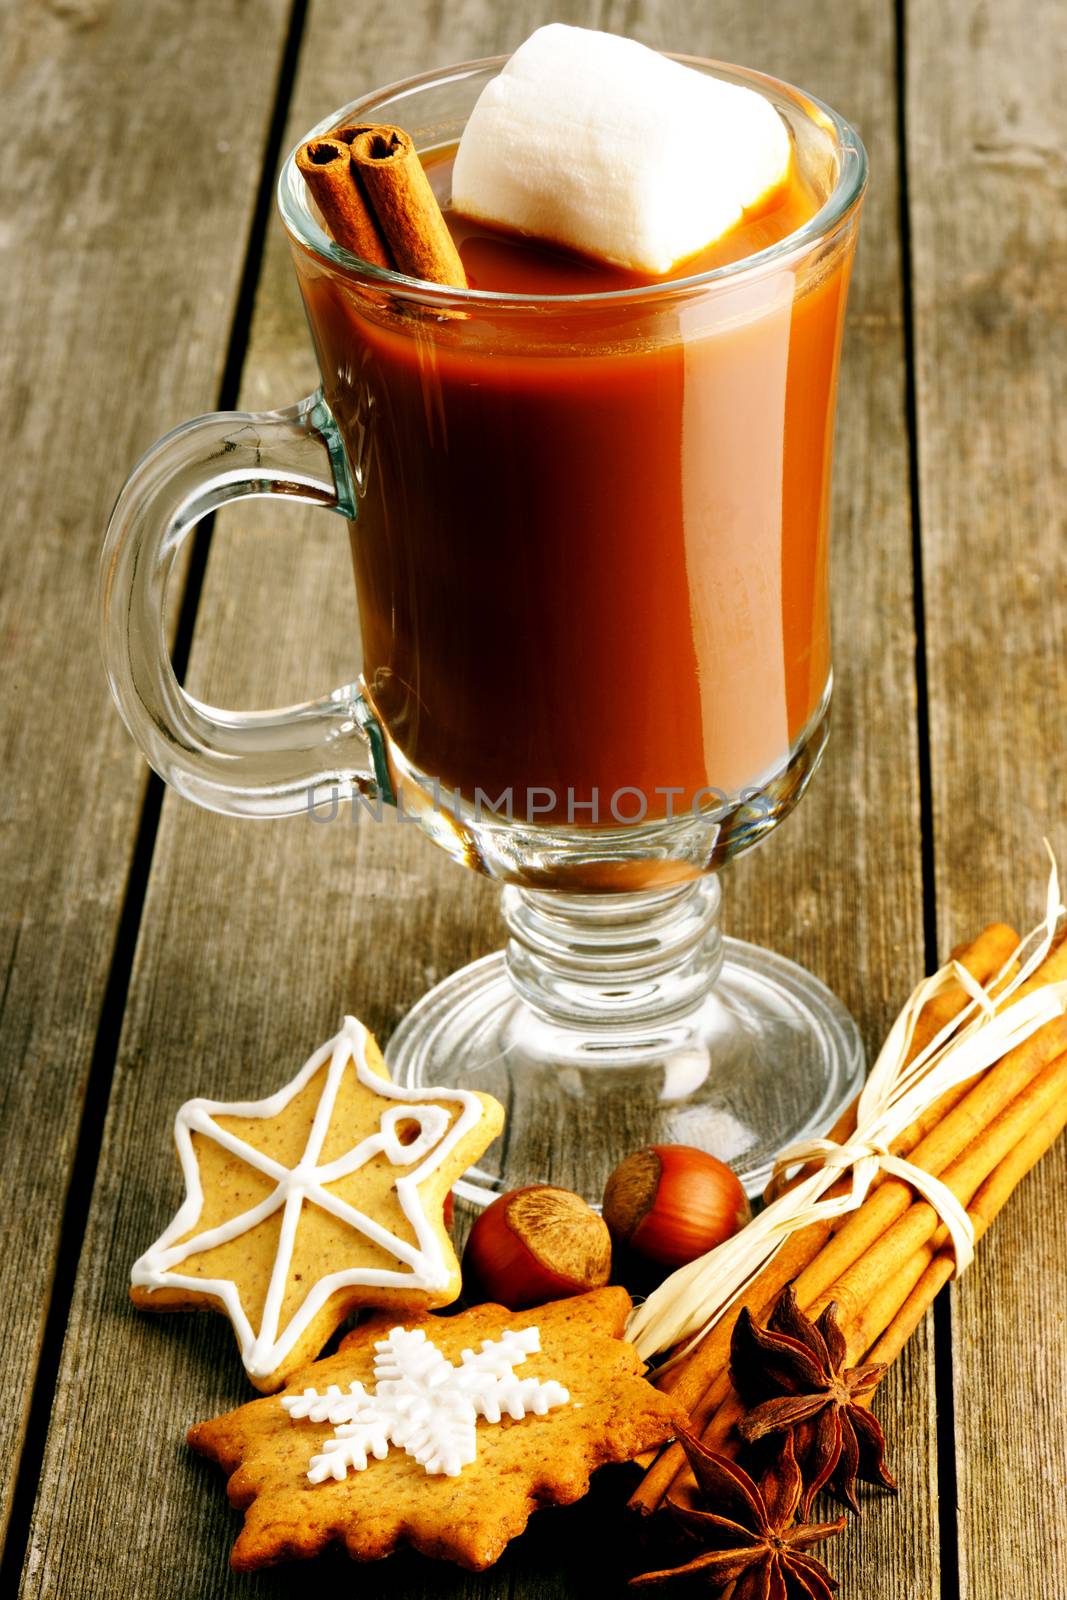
[386,876,864,1206]
[361,684,862,1206]
[375,678,833,890]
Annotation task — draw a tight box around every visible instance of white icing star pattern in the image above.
[131,1018,486,1380]
[282,1325,569,1479]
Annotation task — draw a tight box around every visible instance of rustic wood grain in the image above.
[0,0,292,1550]
[906,1,1067,1592]
[687,0,935,1587]
[19,2,931,1596]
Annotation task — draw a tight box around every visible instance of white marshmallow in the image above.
[452,24,792,275]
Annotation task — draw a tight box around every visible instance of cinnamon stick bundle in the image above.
[629,924,1018,1484]
[643,1043,1067,1529]
[631,922,1067,1515]
[644,922,1017,1417]
[673,1042,1067,1476]
[866,1098,1066,1366]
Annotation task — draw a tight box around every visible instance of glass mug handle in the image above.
[99,391,389,817]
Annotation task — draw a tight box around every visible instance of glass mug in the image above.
[100,54,867,1202]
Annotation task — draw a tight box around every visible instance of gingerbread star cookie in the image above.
[188,1286,681,1571]
[130,1016,503,1391]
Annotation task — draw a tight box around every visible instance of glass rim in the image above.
[276,50,868,309]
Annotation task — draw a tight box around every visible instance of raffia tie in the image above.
[625,849,1066,1364]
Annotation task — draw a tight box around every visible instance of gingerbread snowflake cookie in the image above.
[188,1287,681,1571]
[130,1016,504,1391]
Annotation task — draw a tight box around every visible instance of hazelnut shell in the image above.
[462,1184,612,1311]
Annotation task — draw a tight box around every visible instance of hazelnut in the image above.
[462,1184,612,1310]
[602,1145,750,1270]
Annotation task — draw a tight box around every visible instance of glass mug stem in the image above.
[99,392,388,817]
[504,880,724,1035]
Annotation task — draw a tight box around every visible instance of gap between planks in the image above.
[893,3,961,1596]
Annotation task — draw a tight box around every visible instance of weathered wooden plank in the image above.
[0,0,292,1551]
[906,1,1067,1593]
[21,2,927,1596]
[709,2,935,1592]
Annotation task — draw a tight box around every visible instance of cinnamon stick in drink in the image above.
[295,138,393,267]
[297,123,467,288]
[347,126,467,287]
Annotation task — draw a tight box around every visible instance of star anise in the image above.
[630,1426,844,1597]
[730,1286,896,1516]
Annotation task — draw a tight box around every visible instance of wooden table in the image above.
[2,1,1063,1594]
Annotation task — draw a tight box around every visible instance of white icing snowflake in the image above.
[282,1324,569,1480]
